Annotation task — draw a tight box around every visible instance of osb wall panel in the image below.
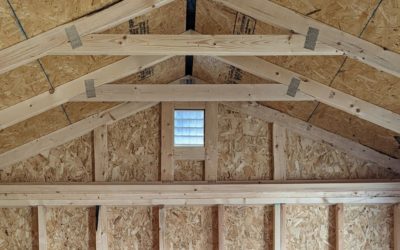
[0,208,33,249]
[224,206,273,250]
[0,1,24,49]
[46,207,91,250]
[218,104,273,181]
[165,206,217,250]
[106,105,160,182]
[344,205,393,250]
[108,207,157,250]
[174,160,204,181]
[0,133,92,182]
[362,0,400,54]
[285,129,400,180]
[309,104,400,159]
[285,205,334,250]
[0,107,69,154]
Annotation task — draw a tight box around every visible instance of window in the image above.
[174,110,204,147]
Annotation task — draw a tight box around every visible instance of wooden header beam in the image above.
[0,182,399,206]
[49,34,342,56]
[217,56,400,134]
[0,0,174,75]
[215,0,400,79]
[71,83,314,102]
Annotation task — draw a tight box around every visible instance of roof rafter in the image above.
[48,34,342,56]
[216,56,400,134]
[0,55,171,130]
[0,0,175,75]
[214,0,400,79]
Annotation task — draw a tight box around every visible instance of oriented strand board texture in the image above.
[0,133,92,182]
[285,129,400,180]
[174,160,204,181]
[46,207,91,250]
[165,206,217,250]
[108,207,157,250]
[106,105,160,182]
[224,206,273,250]
[218,104,273,181]
[0,107,69,154]
[309,104,400,159]
[362,0,400,54]
[344,205,393,250]
[0,208,33,249]
[285,205,335,250]
[0,1,24,49]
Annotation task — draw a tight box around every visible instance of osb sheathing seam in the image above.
[285,205,335,250]
[165,206,217,250]
[224,205,273,250]
[46,207,91,250]
[175,160,204,181]
[218,104,273,181]
[0,133,93,182]
[0,1,24,49]
[107,206,158,250]
[0,208,33,249]
[105,105,161,182]
[344,205,393,250]
[284,129,400,180]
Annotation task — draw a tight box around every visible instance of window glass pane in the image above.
[174,110,204,147]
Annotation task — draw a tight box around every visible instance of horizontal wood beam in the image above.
[0,102,157,169]
[71,83,314,102]
[48,34,342,56]
[217,56,400,134]
[0,0,174,75]
[215,0,400,78]
[0,55,171,130]
[0,182,399,206]
[224,102,400,172]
